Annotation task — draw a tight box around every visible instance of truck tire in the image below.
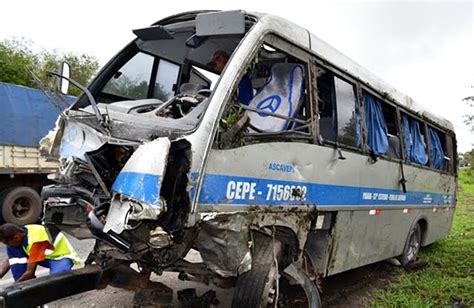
[1,187,42,225]
[232,232,282,308]
[398,222,421,267]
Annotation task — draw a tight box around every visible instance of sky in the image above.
[1,0,472,151]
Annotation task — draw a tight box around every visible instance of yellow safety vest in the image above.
[23,225,80,265]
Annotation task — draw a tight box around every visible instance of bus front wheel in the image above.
[231,232,321,308]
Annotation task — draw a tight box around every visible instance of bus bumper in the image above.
[0,265,103,308]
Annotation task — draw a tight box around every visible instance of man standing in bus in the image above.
[0,223,80,282]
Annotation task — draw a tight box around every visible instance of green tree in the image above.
[0,37,99,96]
[463,149,474,169]
[103,74,169,101]
[0,38,39,87]
[463,93,473,133]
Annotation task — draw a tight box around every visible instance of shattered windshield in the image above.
[74,19,247,134]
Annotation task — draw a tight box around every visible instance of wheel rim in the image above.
[263,271,316,307]
[263,266,279,307]
[11,197,32,219]
[406,230,420,262]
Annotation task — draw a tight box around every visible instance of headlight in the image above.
[59,121,105,160]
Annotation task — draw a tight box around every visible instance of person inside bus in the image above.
[209,50,253,105]
[0,223,80,282]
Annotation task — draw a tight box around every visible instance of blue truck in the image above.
[0,82,71,225]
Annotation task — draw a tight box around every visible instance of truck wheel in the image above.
[232,232,282,308]
[1,187,42,225]
[398,222,421,267]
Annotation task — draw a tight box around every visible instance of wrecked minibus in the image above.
[0,10,457,307]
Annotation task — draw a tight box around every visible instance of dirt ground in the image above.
[49,251,398,307]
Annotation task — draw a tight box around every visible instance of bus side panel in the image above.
[326,207,454,276]
[421,208,455,245]
[326,209,408,275]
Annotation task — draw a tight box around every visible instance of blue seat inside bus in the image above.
[247,63,304,132]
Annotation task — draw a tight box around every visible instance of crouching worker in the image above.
[0,223,80,282]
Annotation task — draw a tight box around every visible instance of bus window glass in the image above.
[334,77,360,147]
[103,52,155,100]
[401,113,429,165]
[154,59,180,101]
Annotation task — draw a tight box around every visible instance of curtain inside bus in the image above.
[401,115,412,160]
[401,114,429,165]
[364,93,388,155]
[428,127,445,169]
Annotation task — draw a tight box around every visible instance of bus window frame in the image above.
[99,48,183,102]
[309,51,455,174]
[313,59,364,155]
[220,33,316,146]
[397,106,455,175]
[426,123,453,174]
[359,86,404,163]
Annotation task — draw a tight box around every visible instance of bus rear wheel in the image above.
[398,222,421,267]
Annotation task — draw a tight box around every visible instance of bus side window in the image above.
[316,69,360,148]
[428,126,449,171]
[363,91,400,159]
[216,42,311,149]
[445,134,455,174]
[334,77,360,147]
[317,68,337,142]
[400,113,429,166]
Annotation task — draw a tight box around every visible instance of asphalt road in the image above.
[0,238,233,306]
[0,234,396,307]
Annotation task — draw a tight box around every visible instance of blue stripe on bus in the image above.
[198,173,454,206]
[112,172,161,206]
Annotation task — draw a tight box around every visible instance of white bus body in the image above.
[40,10,456,306]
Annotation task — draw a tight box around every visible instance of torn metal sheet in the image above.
[103,198,131,234]
[112,137,171,207]
[196,213,251,277]
[59,120,105,160]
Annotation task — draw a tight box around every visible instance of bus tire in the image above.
[232,232,282,308]
[1,187,42,225]
[398,222,421,267]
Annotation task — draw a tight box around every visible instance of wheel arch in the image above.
[417,217,428,246]
[256,225,300,269]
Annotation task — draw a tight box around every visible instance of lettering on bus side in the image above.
[265,162,296,173]
[225,180,307,202]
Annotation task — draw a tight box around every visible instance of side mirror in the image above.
[58,62,70,95]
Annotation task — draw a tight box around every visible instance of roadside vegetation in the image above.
[0,38,99,96]
[371,168,474,307]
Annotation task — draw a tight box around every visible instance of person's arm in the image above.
[0,259,10,279]
[16,262,37,282]
[16,241,53,282]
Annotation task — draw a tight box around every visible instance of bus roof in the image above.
[256,13,454,133]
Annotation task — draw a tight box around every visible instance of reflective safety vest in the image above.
[23,225,80,265]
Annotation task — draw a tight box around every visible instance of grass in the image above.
[371,169,474,307]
